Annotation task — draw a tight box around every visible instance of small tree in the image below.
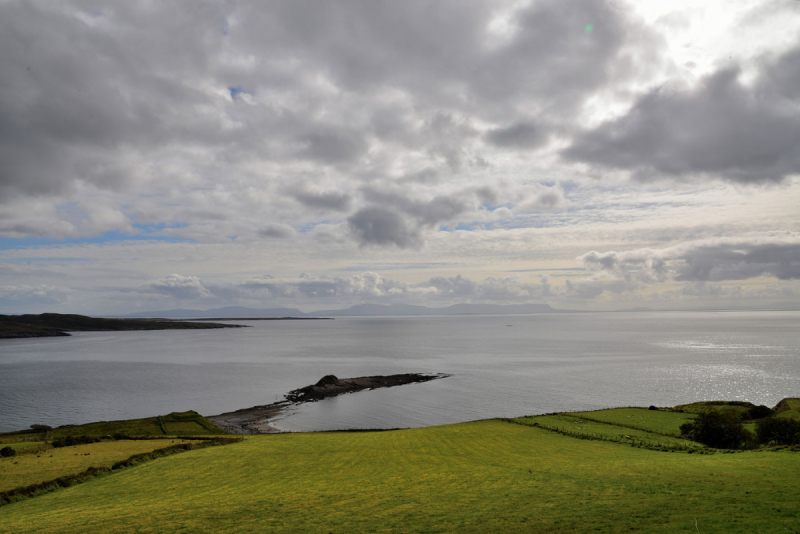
[679,410,752,449]
[756,417,800,445]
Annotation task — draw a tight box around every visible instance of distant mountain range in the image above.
[119,303,562,319]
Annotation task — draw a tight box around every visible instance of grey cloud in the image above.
[347,207,419,248]
[580,249,669,283]
[675,242,800,282]
[233,0,659,119]
[485,122,547,149]
[578,234,800,285]
[417,196,470,226]
[0,2,225,201]
[287,185,352,212]
[348,186,488,247]
[475,186,498,206]
[398,168,440,184]
[515,185,568,212]
[362,189,473,226]
[0,0,663,241]
[258,223,295,239]
[297,130,368,165]
[564,42,800,183]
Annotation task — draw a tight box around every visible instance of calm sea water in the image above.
[0,311,798,433]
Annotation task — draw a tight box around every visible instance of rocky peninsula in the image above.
[208,373,450,434]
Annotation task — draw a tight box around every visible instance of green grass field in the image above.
[0,439,189,493]
[1,419,798,533]
[568,407,697,435]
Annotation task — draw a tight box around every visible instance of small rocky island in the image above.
[0,313,245,339]
[209,373,450,434]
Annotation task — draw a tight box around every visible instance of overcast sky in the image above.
[1,0,799,315]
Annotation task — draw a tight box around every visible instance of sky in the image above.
[0,0,799,315]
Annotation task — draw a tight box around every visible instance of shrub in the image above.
[679,410,752,449]
[0,446,15,457]
[747,405,774,420]
[756,417,800,445]
[51,435,100,448]
[30,424,53,431]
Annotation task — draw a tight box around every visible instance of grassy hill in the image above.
[1,415,798,533]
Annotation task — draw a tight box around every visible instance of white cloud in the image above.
[150,274,211,300]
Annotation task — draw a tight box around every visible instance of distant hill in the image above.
[121,303,561,318]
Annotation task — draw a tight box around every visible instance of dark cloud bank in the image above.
[564,44,800,184]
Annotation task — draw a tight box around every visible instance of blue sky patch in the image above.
[0,231,193,251]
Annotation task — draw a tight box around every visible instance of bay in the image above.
[0,311,798,433]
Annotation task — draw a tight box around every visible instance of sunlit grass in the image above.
[0,439,189,493]
[0,420,797,533]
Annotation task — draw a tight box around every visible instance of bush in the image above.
[747,405,774,420]
[679,410,752,449]
[756,417,800,445]
[30,424,53,431]
[0,446,15,457]
[51,435,100,448]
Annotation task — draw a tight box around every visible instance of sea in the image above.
[0,311,798,434]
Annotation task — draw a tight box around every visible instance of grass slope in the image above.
[1,420,798,533]
[775,398,800,420]
[0,439,189,493]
